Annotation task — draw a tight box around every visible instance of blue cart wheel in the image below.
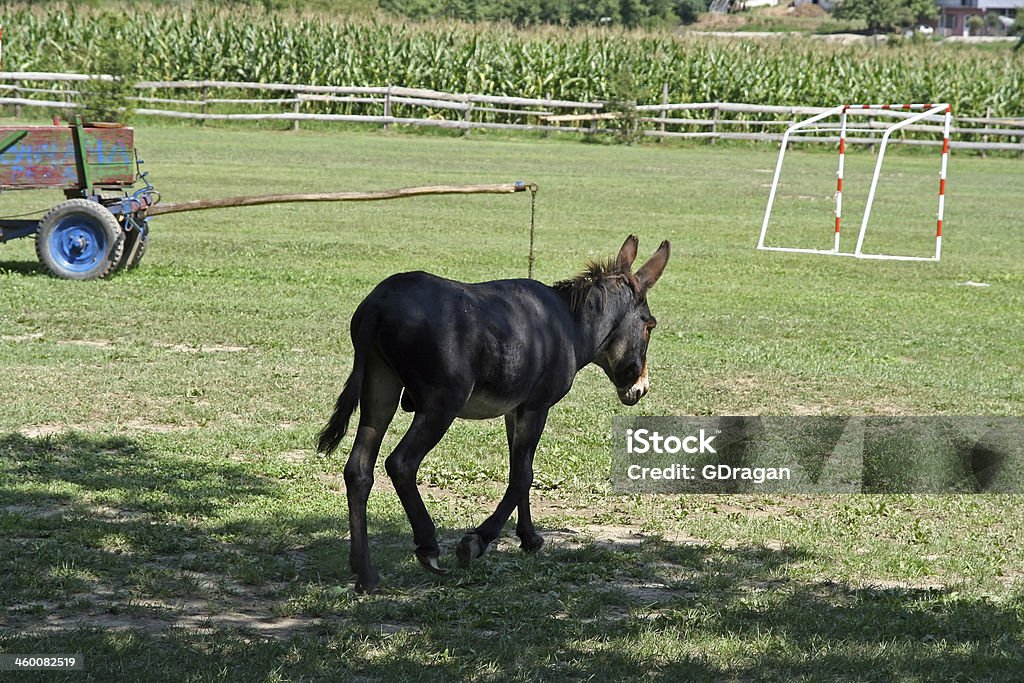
[35,199,124,280]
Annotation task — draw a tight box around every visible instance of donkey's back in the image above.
[354,271,582,417]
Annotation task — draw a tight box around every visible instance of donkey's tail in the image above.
[317,368,362,454]
[317,368,361,454]
[317,315,372,455]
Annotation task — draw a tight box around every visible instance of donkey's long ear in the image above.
[616,234,639,272]
[636,240,670,291]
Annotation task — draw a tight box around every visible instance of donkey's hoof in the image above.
[415,549,448,576]
[456,532,487,567]
[354,570,380,594]
[520,532,545,553]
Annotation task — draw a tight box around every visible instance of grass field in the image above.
[1,125,1023,681]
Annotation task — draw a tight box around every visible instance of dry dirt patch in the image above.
[0,332,44,342]
[18,418,197,438]
[18,423,88,438]
[57,339,116,349]
[153,342,249,353]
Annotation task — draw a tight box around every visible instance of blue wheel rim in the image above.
[47,213,109,273]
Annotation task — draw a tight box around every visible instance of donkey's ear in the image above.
[616,234,639,272]
[636,240,670,291]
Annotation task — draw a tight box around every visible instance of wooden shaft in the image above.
[147,182,532,216]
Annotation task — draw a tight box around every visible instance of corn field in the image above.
[2,5,1023,119]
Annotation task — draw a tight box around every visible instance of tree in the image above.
[76,18,138,122]
[984,11,1005,35]
[603,62,644,144]
[834,0,938,34]
[1012,15,1024,50]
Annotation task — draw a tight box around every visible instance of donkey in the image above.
[318,235,670,593]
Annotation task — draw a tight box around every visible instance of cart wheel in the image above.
[35,199,124,280]
[118,228,149,271]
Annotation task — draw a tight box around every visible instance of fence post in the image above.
[13,79,20,118]
[463,96,472,137]
[201,86,208,126]
[659,82,668,142]
[293,93,301,131]
[544,92,552,138]
[980,107,990,159]
[711,104,719,145]
[384,86,392,131]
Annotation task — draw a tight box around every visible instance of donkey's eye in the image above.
[643,318,656,338]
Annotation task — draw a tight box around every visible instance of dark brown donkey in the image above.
[318,235,670,592]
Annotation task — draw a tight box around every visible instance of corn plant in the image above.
[1,5,1021,119]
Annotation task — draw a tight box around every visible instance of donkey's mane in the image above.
[552,257,639,312]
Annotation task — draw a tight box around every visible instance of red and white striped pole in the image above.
[834,105,848,253]
[854,103,937,111]
[936,105,951,260]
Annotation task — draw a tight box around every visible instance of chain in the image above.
[528,184,537,279]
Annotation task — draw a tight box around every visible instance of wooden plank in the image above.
[129,96,301,106]
[0,126,79,189]
[0,96,79,109]
[149,182,531,216]
[135,80,388,96]
[80,125,135,187]
[541,112,620,123]
[0,71,114,82]
[0,124,134,190]
[132,80,600,108]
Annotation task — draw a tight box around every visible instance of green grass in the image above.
[1,125,1023,680]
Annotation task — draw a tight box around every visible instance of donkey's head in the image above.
[597,235,670,405]
[556,235,670,406]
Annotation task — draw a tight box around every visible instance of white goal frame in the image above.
[757,103,952,262]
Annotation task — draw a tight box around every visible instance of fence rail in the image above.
[1,72,1022,153]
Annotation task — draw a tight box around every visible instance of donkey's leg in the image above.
[344,357,402,594]
[516,489,544,553]
[510,412,545,552]
[384,403,460,575]
[458,407,548,566]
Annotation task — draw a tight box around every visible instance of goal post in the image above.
[757,103,952,262]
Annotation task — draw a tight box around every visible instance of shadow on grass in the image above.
[0,259,45,277]
[0,432,268,517]
[0,431,369,604]
[2,432,1023,681]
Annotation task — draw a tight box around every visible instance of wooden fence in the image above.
[2,71,1023,152]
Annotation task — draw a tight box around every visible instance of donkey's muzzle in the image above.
[619,388,644,406]
[617,366,650,406]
